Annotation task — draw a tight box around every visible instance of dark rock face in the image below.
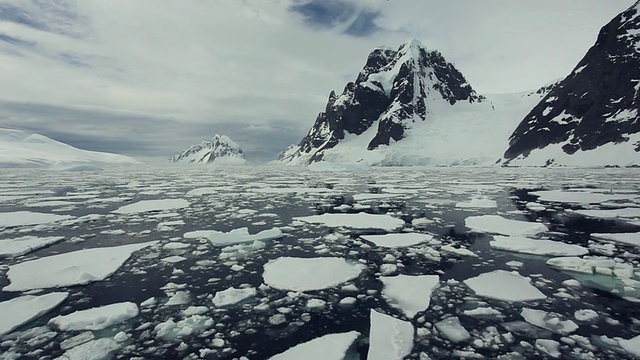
[280,39,482,164]
[504,1,640,161]
[171,135,245,164]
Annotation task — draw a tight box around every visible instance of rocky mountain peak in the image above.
[171,134,246,164]
[279,39,483,164]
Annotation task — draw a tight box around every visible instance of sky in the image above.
[0,0,635,163]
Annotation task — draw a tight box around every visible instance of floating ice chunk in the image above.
[490,236,588,256]
[521,308,578,335]
[455,196,497,209]
[574,208,640,219]
[212,287,257,307]
[619,335,640,357]
[3,241,157,291]
[184,227,283,246]
[465,215,548,236]
[591,232,640,247]
[463,307,503,317]
[161,255,186,263]
[269,331,360,360]
[112,199,189,214]
[306,299,326,310]
[525,202,546,212]
[57,338,119,360]
[535,339,561,358]
[0,211,73,229]
[186,187,219,197]
[380,274,440,318]
[294,213,404,230]
[0,236,64,257]
[434,317,471,343]
[441,245,477,257]
[529,190,631,204]
[0,292,68,336]
[360,233,433,248]
[263,257,365,291]
[380,263,398,276]
[154,315,214,340]
[574,309,598,322]
[60,331,95,350]
[165,291,191,306]
[546,256,628,276]
[163,242,190,250]
[49,302,139,331]
[183,306,208,316]
[367,310,414,360]
[464,270,547,302]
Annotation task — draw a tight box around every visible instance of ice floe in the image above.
[591,232,640,247]
[520,308,578,335]
[183,227,283,246]
[434,317,471,343]
[359,232,434,248]
[489,236,589,256]
[465,215,548,236]
[455,196,497,209]
[49,302,139,331]
[367,310,414,360]
[57,338,119,360]
[0,211,73,229]
[0,292,68,336]
[212,287,257,307]
[294,213,404,230]
[263,257,365,291]
[574,208,640,219]
[530,190,633,204]
[535,339,561,358]
[4,241,157,291]
[0,236,64,257]
[546,256,635,277]
[463,270,547,302]
[380,274,440,318]
[269,331,360,360]
[112,199,189,214]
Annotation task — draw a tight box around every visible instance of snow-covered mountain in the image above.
[277,39,547,166]
[171,134,246,165]
[0,128,139,169]
[503,1,640,167]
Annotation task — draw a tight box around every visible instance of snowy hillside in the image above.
[278,39,547,166]
[0,128,139,169]
[503,1,640,167]
[171,135,246,165]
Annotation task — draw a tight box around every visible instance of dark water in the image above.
[1,166,640,359]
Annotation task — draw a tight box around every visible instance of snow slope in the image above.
[307,91,545,166]
[0,128,139,168]
[277,39,549,167]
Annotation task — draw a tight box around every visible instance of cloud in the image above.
[289,0,383,36]
[0,0,634,162]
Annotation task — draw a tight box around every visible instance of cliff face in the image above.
[504,1,640,164]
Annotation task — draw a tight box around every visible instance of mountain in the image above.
[503,1,640,167]
[278,39,547,166]
[171,134,246,165]
[0,128,139,169]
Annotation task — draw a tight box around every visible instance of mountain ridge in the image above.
[171,134,247,165]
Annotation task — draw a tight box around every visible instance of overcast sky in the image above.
[0,0,635,163]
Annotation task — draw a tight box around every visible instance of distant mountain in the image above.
[171,134,246,165]
[0,128,139,169]
[503,1,640,167]
[278,39,547,166]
